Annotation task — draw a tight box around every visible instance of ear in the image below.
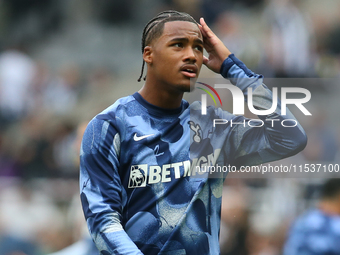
[143,46,153,64]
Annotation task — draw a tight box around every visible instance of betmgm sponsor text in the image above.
[128,149,221,188]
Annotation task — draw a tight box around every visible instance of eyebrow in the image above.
[169,37,203,45]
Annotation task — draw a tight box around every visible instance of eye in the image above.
[195,45,203,52]
[173,42,183,48]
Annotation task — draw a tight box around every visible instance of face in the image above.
[144,21,204,94]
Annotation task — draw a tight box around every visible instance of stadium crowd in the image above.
[0,0,340,254]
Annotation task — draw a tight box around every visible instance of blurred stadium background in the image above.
[0,0,339,254]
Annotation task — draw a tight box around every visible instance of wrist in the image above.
[219,54,235,77]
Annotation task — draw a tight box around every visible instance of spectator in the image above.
[283,179,340,254]
[263,0,315,77]
[0,47,36,124]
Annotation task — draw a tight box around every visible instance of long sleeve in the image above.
[219,54,307,167]
[80,117,143,255]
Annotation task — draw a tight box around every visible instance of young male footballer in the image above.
[80,10,307,255]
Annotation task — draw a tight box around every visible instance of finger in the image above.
[203,55,209,66]
[198,24,212,51]
[200,17,215,39]
[198,23,207,38]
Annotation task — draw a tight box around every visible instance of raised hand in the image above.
[198,17,232,73]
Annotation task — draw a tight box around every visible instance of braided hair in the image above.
[137,10,198,82]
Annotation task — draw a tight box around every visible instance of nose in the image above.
[183,47,197,63]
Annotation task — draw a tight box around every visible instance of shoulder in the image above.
[284,209,331,254]
[96,94,137,121]
[82,94,136,152]
[292,209,326,233]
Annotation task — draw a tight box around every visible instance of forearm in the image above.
[247,84,307,160]
[81,175,144,254]
[220,54,307,166]
[80,117,144,254]
[87,211,143,254]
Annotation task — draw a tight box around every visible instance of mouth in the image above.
[180,64,198,78]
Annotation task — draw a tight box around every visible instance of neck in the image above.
[138,78,184,109]
[318,200,340,215]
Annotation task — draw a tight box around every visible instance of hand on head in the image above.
[198,18,232,73]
